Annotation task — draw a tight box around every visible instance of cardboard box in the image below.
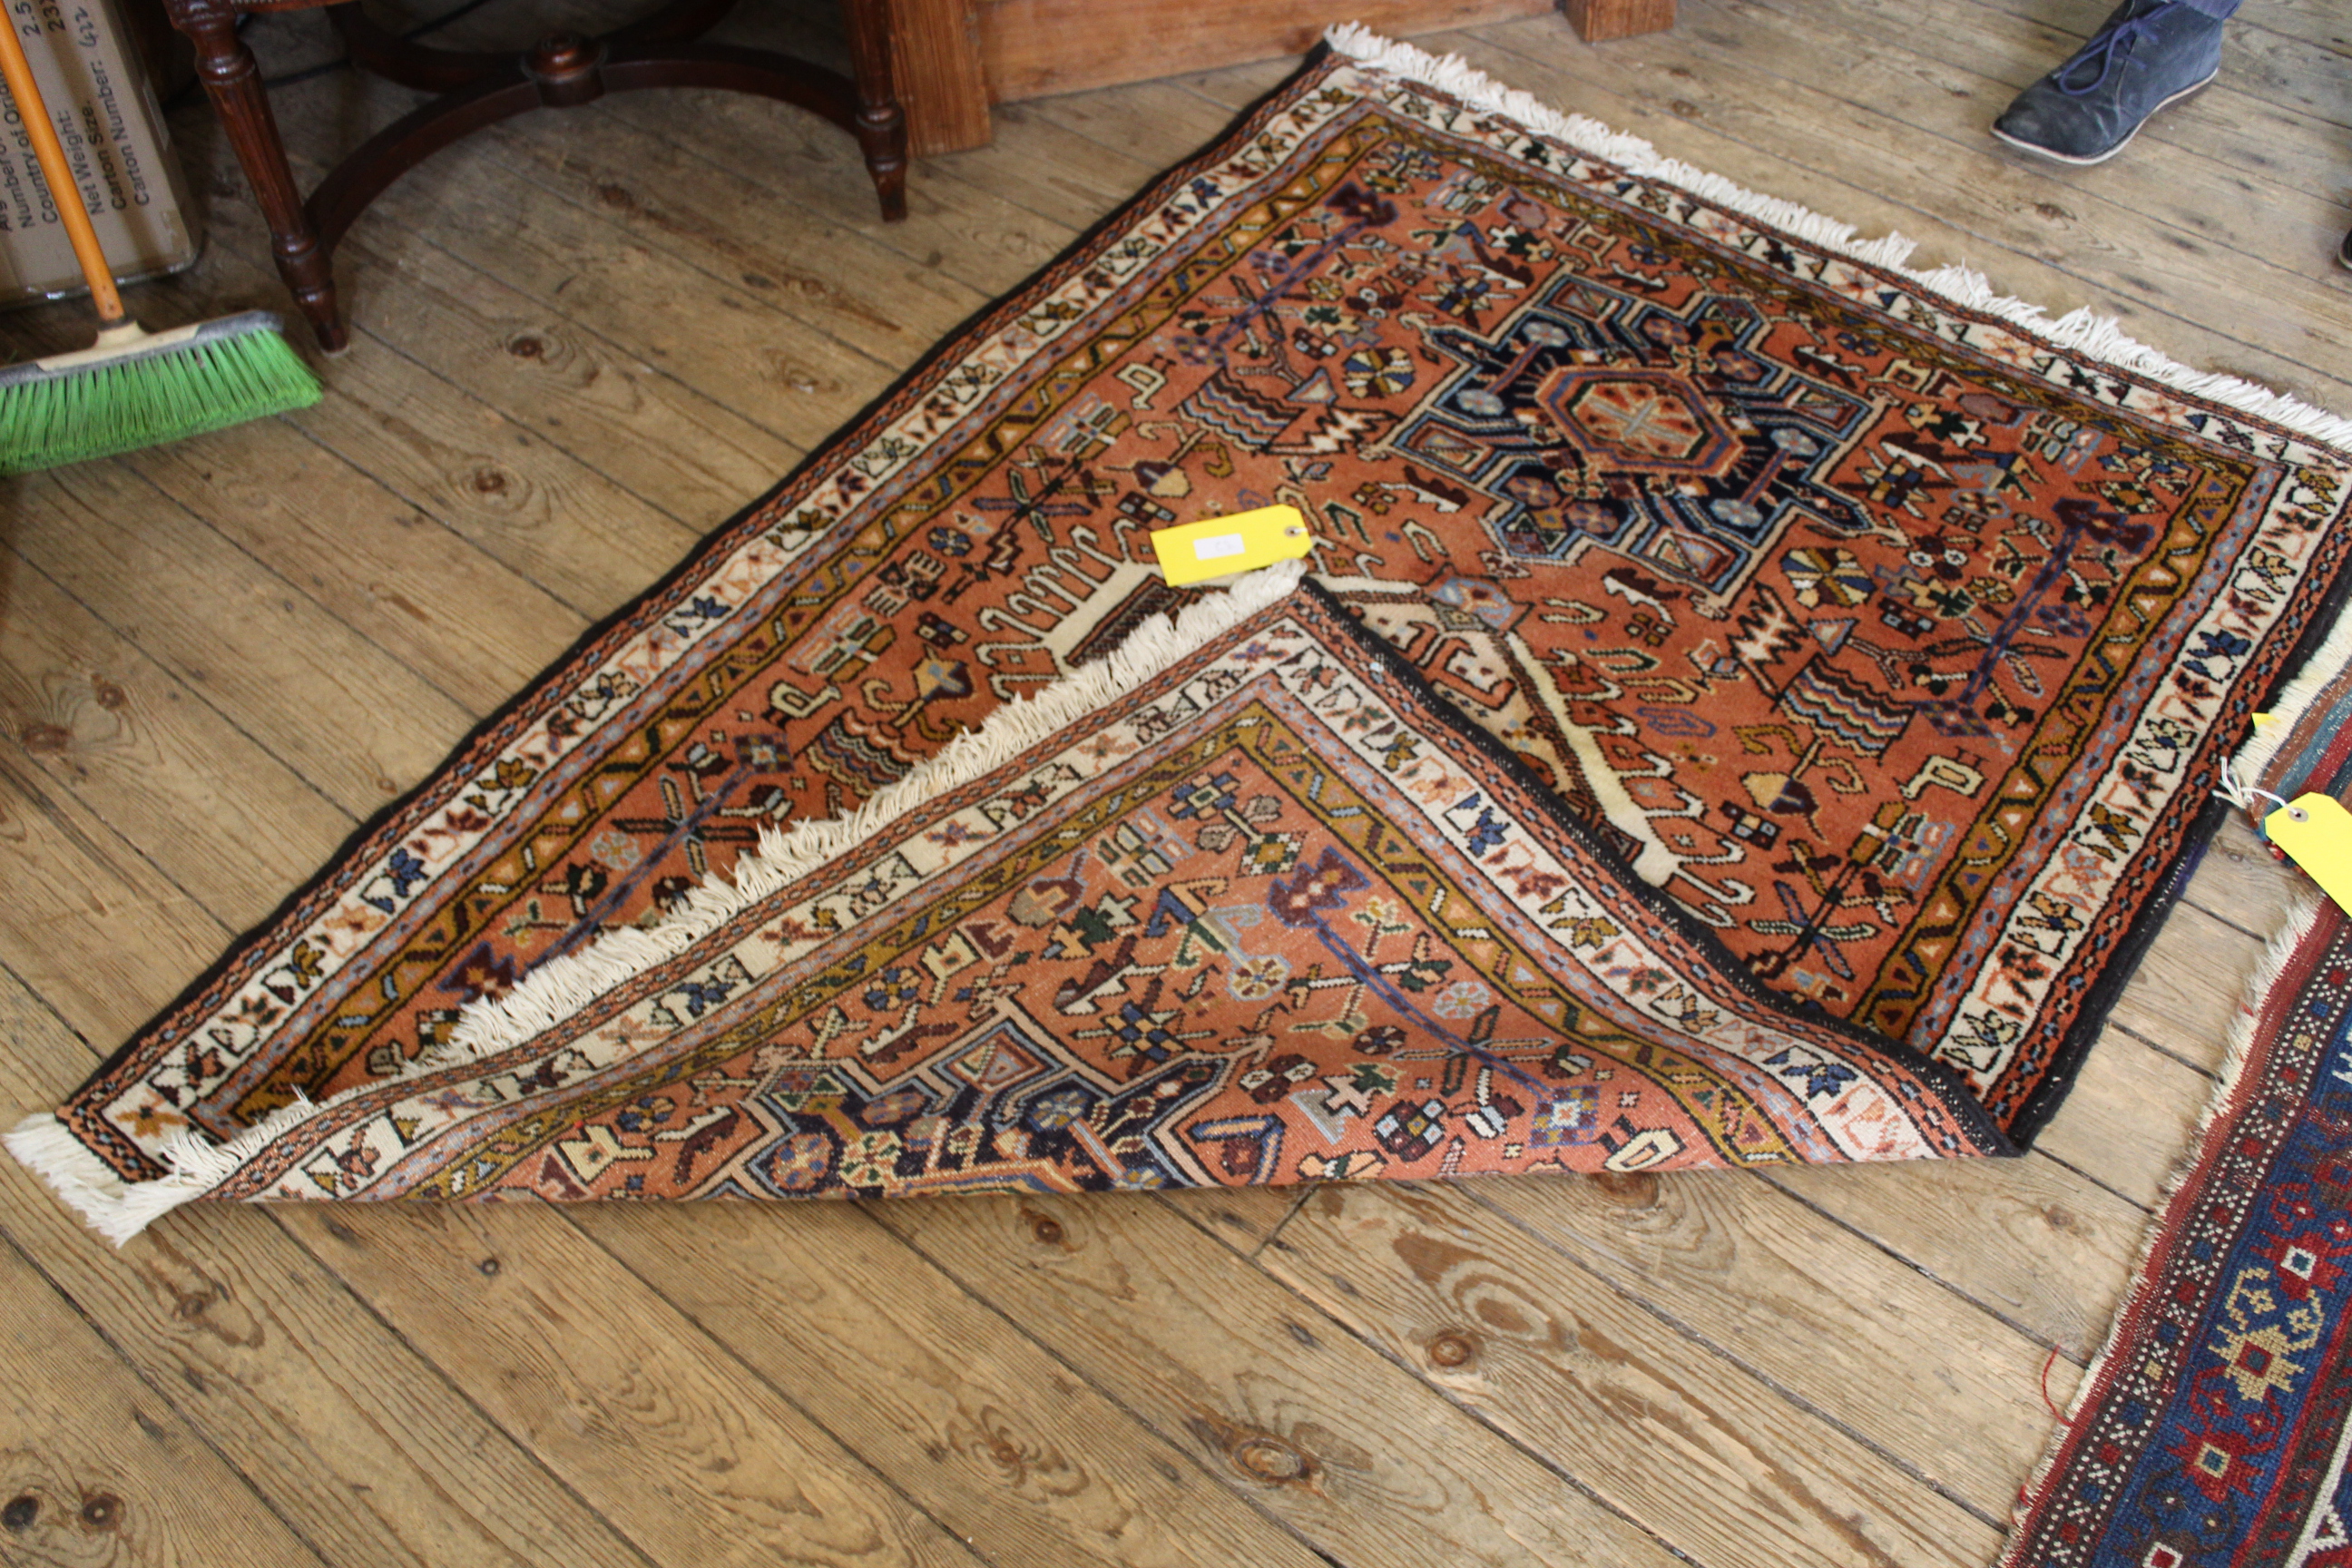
[0,0,199,307]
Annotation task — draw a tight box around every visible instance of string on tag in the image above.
[2214,757,2293,818]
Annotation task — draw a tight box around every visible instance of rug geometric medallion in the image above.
[17,27,2352,1239]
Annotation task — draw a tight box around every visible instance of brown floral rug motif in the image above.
[19,27,2352,1236]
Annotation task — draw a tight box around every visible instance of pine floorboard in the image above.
[0,0,2342,1561]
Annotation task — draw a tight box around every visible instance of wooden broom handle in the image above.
[0,17,125,324]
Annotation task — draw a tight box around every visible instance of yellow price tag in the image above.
[2265,793,2352,917]
[2252,711,2278,730]
[1150,505,1313,587]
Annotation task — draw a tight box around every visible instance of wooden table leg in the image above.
[166,0,347,350]
[887,0,991,157]
[842,0,908,221]
[1561,0,1676,41]
[160,0,902,341]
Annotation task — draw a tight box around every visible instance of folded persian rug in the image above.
[19,26,2352,1240]
[33,568,2024,1237]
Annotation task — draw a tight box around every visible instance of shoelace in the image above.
[2054,2,2180,96]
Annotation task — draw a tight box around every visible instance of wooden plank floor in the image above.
[0,0,2343,1562]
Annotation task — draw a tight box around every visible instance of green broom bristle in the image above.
[0,320,322,475]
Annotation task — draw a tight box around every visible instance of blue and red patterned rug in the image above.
[15,29,2352,1240]
[2002,896,2352,1568]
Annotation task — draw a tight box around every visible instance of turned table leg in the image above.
[167,0,347,350]
[158,0,899,340]
[841,0,907,222]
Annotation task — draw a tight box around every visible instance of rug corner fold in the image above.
[6,1112,145,1247]
[445,558,1309,1074]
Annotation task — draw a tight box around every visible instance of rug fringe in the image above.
[5,1114,132,1237]
[1994,895,2328,1553]
[1323,24,2352,456]
[11,562,1308,1243]
[5,1097,325,1247]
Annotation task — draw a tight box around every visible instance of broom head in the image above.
[0,310,321,475]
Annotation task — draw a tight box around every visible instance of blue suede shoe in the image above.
[1992,0,2226,165]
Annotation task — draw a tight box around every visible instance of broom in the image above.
[0,17,318,475]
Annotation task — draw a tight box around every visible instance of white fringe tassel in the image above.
[5,1114,132,1233]
[1996,897,2328,1553]
[6,1093,320,1248]
[1322,24,2352,455]
[7,564,1305,1245]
